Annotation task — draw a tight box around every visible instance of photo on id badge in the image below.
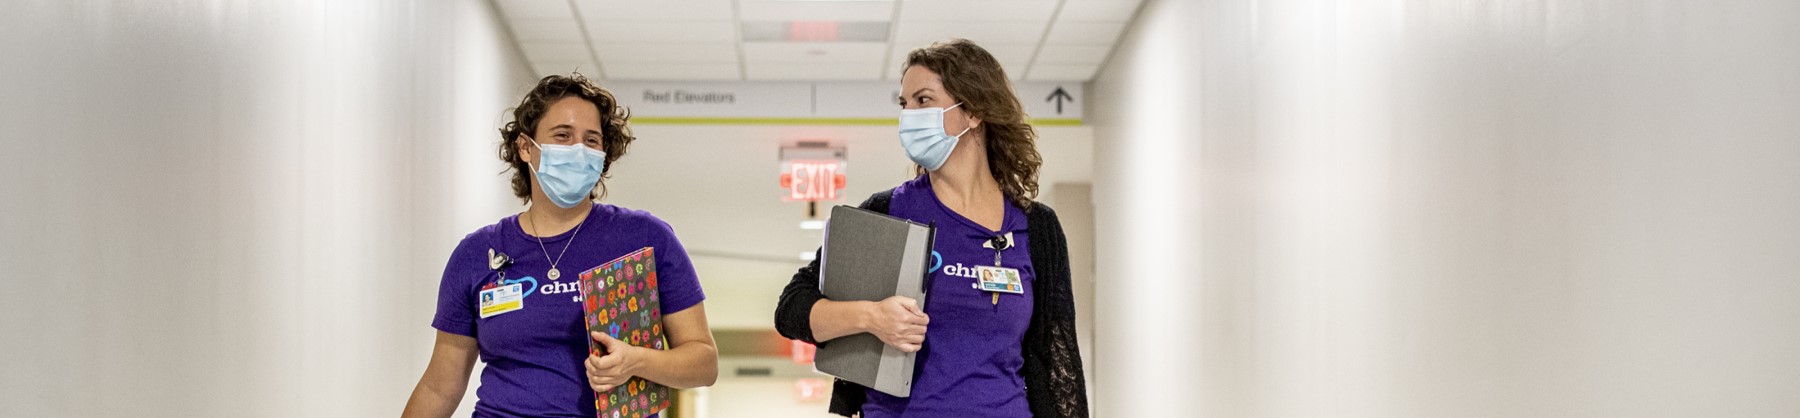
[977,266,1022,293]
[480,283,525,318]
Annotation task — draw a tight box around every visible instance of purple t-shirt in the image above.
[432,203,704,418]
[863,175,1035,418]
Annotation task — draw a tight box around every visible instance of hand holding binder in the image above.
[865,295,929,353]
[814,205,936,397]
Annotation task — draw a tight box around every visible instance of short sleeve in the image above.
[432,232,488,337]
[649,218,706,315]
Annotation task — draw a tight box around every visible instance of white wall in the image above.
[1090,0,1800,417]
[0,0,535,416]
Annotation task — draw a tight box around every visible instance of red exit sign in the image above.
[780,159,846,201]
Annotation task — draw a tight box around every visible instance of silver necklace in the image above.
[527,207,587,281]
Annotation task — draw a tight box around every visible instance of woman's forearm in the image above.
[401,377,465,418]
[808,299,872,342]
[402,331,477,418]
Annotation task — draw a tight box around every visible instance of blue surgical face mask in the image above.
[898,102,972,171]
[525,136,607,209]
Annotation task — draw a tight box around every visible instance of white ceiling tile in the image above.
[510,18,586,42]
[585,20,737,43]
[1026,63,1099,81]
[574,0,734,21]
[520,41,593,63]
[593,43,738,63]
[739,0,896,21]
[742,42,888,63]
[1043,21,1125,45]
[745,62,885,80]
[603,63,741,80]
[1056,0,1143,22]
[495,0,573,19]
[893,21,1048,45]
[532,60,603,77]
[899,0,1057,22]
[1033,44,1110,64]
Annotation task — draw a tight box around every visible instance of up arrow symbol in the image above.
[1046,86,1074,115]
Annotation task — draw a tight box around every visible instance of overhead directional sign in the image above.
[605,81,1082,125]
[1046,86,1075,115]
[1010,83,1081,119]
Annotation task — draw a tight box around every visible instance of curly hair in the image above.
[497,73,635,204]
[904,39,1043,210]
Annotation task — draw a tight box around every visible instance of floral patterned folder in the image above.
[579,247,670,418]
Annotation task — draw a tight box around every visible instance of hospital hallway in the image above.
[2,0,1798,417]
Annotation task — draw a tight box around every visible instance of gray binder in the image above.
[814,205,936,397]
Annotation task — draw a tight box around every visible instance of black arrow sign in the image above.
[1046,86,1074,115]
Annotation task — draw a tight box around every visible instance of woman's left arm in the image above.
[1023,204,1091,418]
[586,302,719,391]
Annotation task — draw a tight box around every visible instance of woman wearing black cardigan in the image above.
[774,39,1090,418]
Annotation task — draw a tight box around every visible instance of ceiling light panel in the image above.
[741,21,891,42]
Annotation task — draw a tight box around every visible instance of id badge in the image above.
[975,266,1024,294]
[479,283,525,318]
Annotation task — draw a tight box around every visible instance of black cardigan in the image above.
[775,190,1090,418]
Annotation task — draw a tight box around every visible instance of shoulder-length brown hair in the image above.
[497,73,635,203]
[904,39,1043,210]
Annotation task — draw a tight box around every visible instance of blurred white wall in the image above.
[1090,0,1800,417]
[0,0,535,416]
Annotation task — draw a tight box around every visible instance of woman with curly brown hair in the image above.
[403,73,716,418]
[776,39,1091,418]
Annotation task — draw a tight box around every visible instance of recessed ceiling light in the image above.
[741,21,890,43]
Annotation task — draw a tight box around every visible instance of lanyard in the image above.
[488,248,514,284]
[987,234,1010,267]
[986,234,1011,305]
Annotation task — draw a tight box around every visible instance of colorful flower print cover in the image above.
[579,247,670,418]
